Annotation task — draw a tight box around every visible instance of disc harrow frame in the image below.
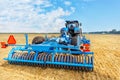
[4,41,94,71]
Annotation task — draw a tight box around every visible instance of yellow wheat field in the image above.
[0,34,120,80]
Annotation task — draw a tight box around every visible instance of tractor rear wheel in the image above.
[32,36,45,44]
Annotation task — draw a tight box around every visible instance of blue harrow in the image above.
[1,20,94,71]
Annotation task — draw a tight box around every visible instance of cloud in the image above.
[0,0,74,33]
[64,1,71,6]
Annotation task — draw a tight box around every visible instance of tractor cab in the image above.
[65,21,81,37]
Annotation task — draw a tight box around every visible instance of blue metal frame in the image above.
[4,34,94,70]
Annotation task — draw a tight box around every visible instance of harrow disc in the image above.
[9,52,93,71]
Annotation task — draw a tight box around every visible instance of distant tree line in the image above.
[88,29,120,34]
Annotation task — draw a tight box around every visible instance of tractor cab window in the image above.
[67,23,77,29]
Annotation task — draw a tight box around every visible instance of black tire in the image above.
[32,36,45,44]
[71,36,81,55]
[71,36,77,46]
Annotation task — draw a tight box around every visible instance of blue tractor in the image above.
[1,20,94,71]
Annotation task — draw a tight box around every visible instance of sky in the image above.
[0,0,120,33]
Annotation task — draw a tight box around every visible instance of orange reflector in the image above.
[83,44,90,47]
[7,35,16,44]
[1,42,7,48]
[82,44,90,52]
